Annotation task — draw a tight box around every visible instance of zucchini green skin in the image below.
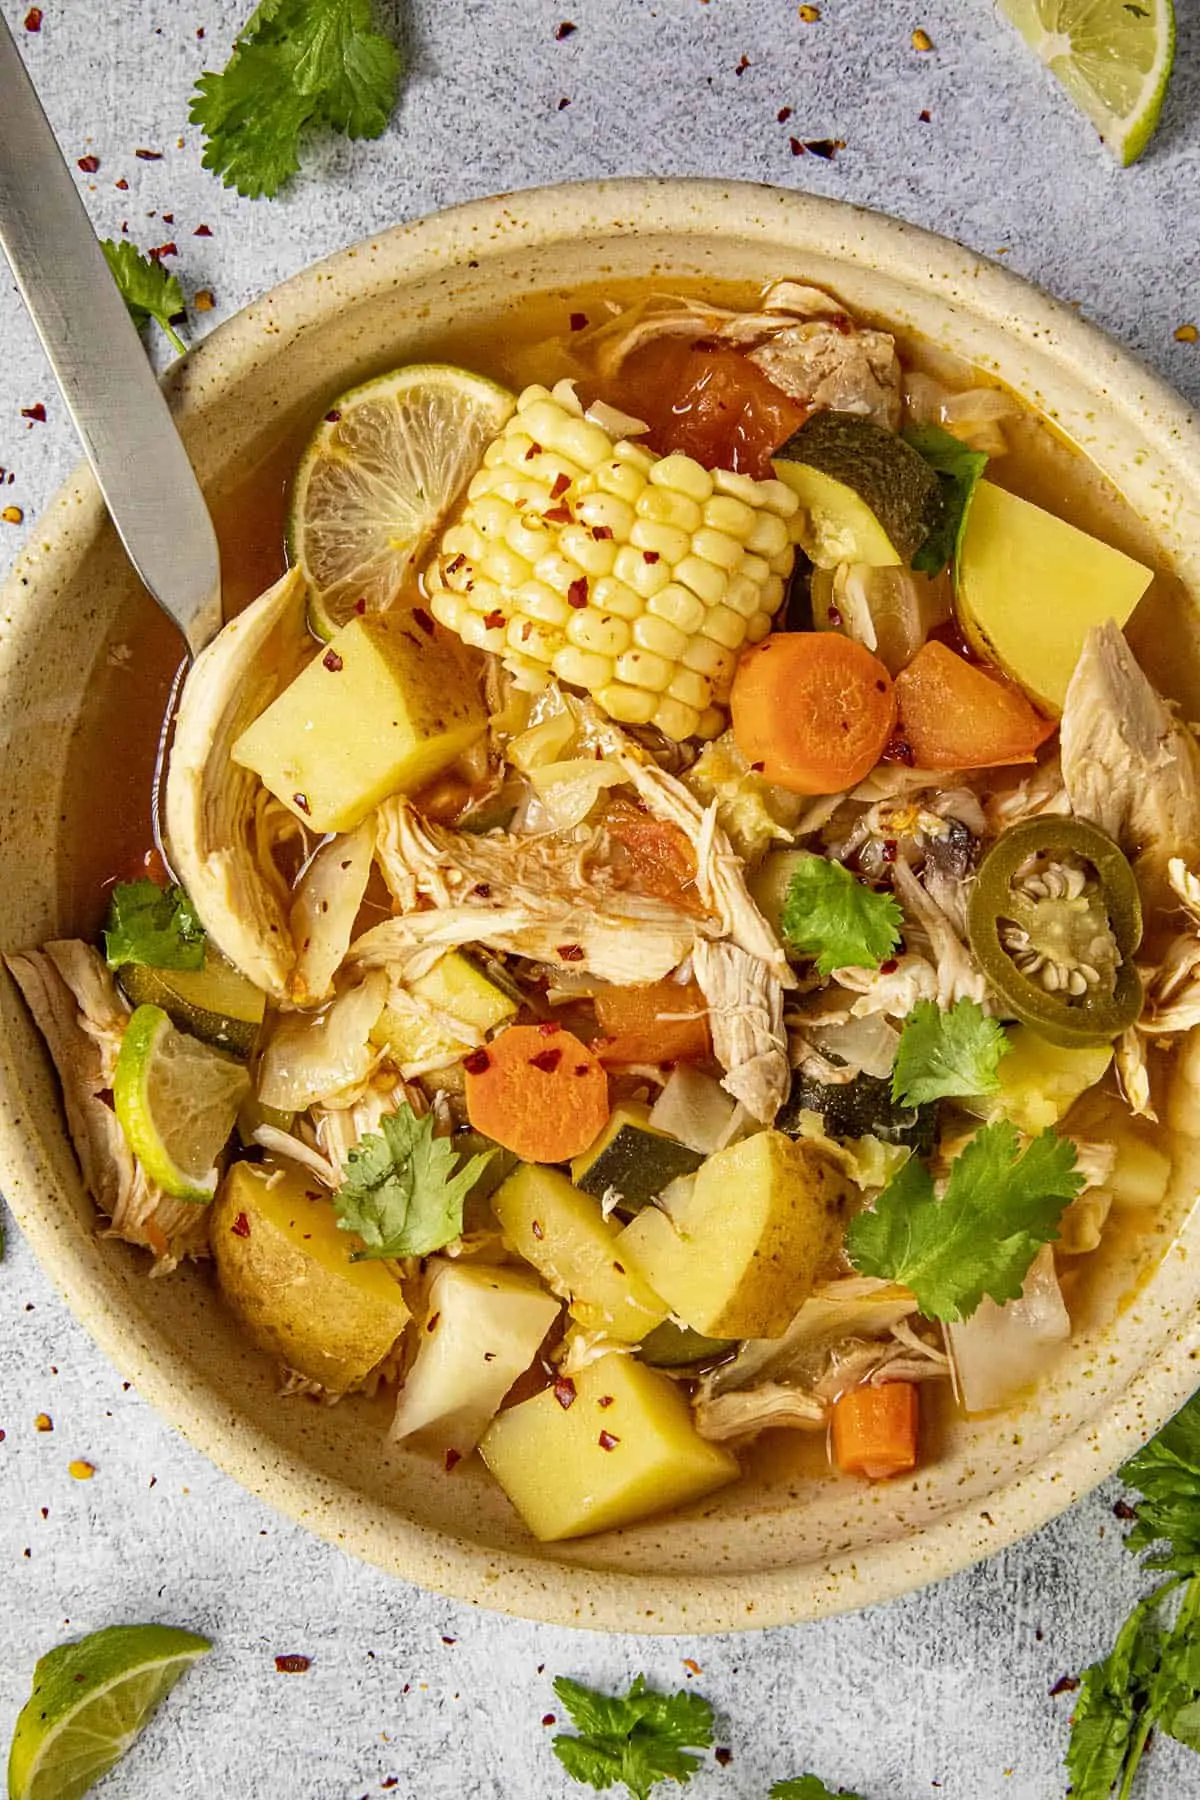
[774,411,941,565]
[778,1071,937,1156]
[116,958,264,1060]
[639,1320,735,1369]
[573,1117,705,1213]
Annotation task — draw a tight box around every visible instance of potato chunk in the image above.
[617,1130,853,1338]
[213,1161,409,1392]
[479,1351,738,1540]
[491,1164,668,1342]
[391,1260,560,1458]
[232,612,487,833]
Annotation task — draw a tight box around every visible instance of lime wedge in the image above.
[998,0,1175,166]
[113,1003,249,1201]
[288,363,516,639]
[7,1623,210,1800]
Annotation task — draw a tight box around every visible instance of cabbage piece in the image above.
[683,731,806,866]
[649,1066,741,1155]
[257,970,387,1111]
[705,1276,918,1397]
[288,816,376,1008]
[946,1245,1070,1413]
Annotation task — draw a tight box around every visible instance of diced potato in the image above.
[391,1260,560,1458]
[212,1161,410,1392]
[970,1027,1113,1137]
[232,612,487,833]
[956,482,1152,714]
[372,952,518,1070]
[491,1164,668,1342]
[479,1351,738,1540]
[617,1130,852,1338]
[1108,1129,1172,1210]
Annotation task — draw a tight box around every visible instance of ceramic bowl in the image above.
[3,178,1200,1634]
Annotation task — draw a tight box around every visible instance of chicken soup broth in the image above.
[19,274,1199,1542]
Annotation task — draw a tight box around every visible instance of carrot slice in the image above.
[594,979,711,1067]
[893,639,1055,770]
[730,632,896,794]
[832,1381,919,1481]
[464,1023,611,1163]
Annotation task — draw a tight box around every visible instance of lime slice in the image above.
[288,363,516,639]
[998,0,1175,166]
[113,1003,249,1201]
[7,1623,210,1800]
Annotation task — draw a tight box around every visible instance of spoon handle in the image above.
[0,17,221,656]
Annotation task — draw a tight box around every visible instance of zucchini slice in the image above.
[773,411,941,568]
[117,953,265,1059]
[639,1320,735,1369]
[571,1103,705,1213]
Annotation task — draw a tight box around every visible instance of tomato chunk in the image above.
[893,639,1055,771]
[614,340,807,477]
[604,797,704,914]
[593,979,711,1066]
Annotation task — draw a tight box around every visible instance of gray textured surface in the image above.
[2,2,1199,1796]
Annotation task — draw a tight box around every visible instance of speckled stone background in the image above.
[2,3,1200,1796]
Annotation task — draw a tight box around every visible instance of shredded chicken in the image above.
[1116,1027,1157,1120]
[693,1382,826,1443]
[5,943,208,1271]
[833,950,940,1020]
[288,815,376,1008]
[891,859,988,1007]
[692,938,789,1124]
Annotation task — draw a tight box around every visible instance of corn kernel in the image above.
[746,511,790,559]
[703,494,757,539]
[723,573,763,619]
[701,605,748,651]
[675,555,727,607]
[481,544,533,589]
[746,610,774,644]
[553,646,615,691]
[755,477,801,518]
[636,486,703,534]
[591,576,645,621]
[616,649,674,693]
[467,466,498,502]
[630,518,692,565]
[770,547,795,576]
[464,577,507,615]
[692,526,744,572]
[697,705,727,740]
[505,515,552,563]
[740,552,771,586]
[557,416,614,469]
[650,453,713,502]
[633,612,688,660]
[517,397,575,446]
[534,551,587,597]
[575,492,636,540]
[652,696,701,741]
[473,494,517,540]
[668,667,712,710]
[484,434,521,468]
[683,635,736,680]
[614,544,671,598]
[568,609,632,657]
[441,522,488,563]
[648,583,706,635]
[460,611,510,654]
[761,573,786,613]
[713,468,768,507]
[514,579,570,627]
[558,523,618,578]
[517,384,554,410]
[597,682,658,725]
[430,590,469,633]
[594,459,646,504]
[493,475,561,510]
[614,440,657,473]
[506,616,560,665]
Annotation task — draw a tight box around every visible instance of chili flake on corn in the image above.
[425,382,801,741]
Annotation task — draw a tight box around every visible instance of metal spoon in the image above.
[0,14,221,657]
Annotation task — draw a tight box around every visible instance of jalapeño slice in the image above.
[967,816,1142,1048]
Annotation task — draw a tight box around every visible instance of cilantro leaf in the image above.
[1122,1392,1200,1576]
[333,1104,491,1260]
[780,854,903,978]
[904,423,988,577]
[551,1676,714,1800]
[190,0,402,199]
[101,240,186,355]
[845,1121,1083,1321]
[771,1779,867,1799]
[891,998,1009,1107]
[103,880,206,972]
[1066,1591,1166,1800]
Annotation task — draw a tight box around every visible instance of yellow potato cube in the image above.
[232,612,487,833]
[479,1352,738,1540]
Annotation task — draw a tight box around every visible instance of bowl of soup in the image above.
[3,178,1200,1633]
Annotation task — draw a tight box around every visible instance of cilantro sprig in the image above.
[101,241,187,354]
[891,998,1010,1108]
[845,1120,1083,1321]
[904,422,988,578]
[333,1104,491,1260]
[771,1779,867,1799]
[550,1677,714,1800]
[779,854,903,979]
[103,880,206,972]
[190,0,403,199]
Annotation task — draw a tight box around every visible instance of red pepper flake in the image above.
[574,1064,590,1077]
[474,881,492,898]
[542,1713,557,1727]
[802,138,846,160]
[194,222,213,236]
[749,760,765,772]
[381,1781,399,1791]
[23,6,42,28]
[529,1046,563,1074]
[441,1636,457,1646]
[884,734,915,766]
[557,96,571,110]
[162,213,174,225]
[569,311,588,331]
[21,404,46,423]
[918,108,932,123]
[274,1654,311,1674]
[882,839,898,864]
[557,943,584,962]
[114,178,129,190]
[135,148,163,160]
[879,958,899,975]
[77,155,100,174]
[462,1047,491,1075]
[322,649,344,672]
[537,1020,561,1036]
[483,609,507,631]
[1049,1674,1080,1697]
[777,106,793,123]
[598,1431,620,1451]
[735,53,750,75]
[149,242,178,261]
[544,503,572,525]
[827,604,843,625]
[426,1313,441,1334]
[292,792,311,815]
[683,1658,702,1675]
[555,19,576,38]
[0,1431,6,1444]
[553,1376,577,1409]
[567,576,589,609]
[591,525,614,540]
[412,605,435,636]
[1113,1498,1137,1521]
[231,1212,251,1239]
[642,550,660,564]
[597,1395,615,1409]
[715,1747,734,1767]
[444,1449,461,1472]
[354,597,367,615]
[524,441,543,460]
[550,471,571,500]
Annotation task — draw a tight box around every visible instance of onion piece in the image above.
[528,758,625,829]
[508,709,577,772]
[288,817,376,1008]
[257,970,387,1111]
[649,1065,738,1155]
[945,1246,1070,1414]
[807,1013,900,1081]
[585,398,650,439]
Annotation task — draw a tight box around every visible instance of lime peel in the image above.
[998,0,1175,166]
[113,1003,249,1202]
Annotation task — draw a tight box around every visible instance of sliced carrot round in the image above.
[731,632,896,794]
[464,1023,611,1163]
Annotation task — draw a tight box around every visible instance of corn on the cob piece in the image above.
[425,382,800,741]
